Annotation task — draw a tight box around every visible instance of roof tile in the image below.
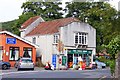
[20,16,40,29]
[26,17,79,36]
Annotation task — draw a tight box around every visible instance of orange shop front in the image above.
[0,31,38,67]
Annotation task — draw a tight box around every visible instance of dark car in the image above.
[0,61,11,70]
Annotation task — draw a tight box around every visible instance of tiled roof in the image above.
[20,16,40,29]
[26,17,79,36]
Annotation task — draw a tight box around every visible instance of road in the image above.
[0,67,112,80]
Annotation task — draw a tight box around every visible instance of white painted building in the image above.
[20,16,96,69]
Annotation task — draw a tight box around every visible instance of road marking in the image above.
[99,75,107,80]
[0,71,40,76]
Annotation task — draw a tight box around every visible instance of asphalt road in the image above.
[0,67,112,80]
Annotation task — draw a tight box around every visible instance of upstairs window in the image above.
[53,34,59,44]
[32,37,36,44]
[74,32,88,45]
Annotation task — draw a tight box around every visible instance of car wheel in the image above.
[2,64,8,70]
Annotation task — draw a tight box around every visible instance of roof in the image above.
[20,16,40,29]
[0,31,39,48]
[26,17,79,36]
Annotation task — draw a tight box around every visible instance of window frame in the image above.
[74,32,88,45]
[23,47,33,58]
[9,47,20,61]
[53,34,60,44]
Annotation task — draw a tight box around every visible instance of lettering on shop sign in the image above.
[6,38,16,44]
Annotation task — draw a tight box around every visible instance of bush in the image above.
[109,60,115,76]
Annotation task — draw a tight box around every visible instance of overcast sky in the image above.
[0,0,119,22]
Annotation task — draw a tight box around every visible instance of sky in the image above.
[0,0,120,22]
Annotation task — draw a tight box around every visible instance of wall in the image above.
[60,22,96,48]
[25,34,53,65]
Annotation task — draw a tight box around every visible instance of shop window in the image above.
[32,37,36,44]
[23,48,32,58]
[0,46,3,60]
[9,47,19,61]
[74,32,88,45]
[53,34,59,44]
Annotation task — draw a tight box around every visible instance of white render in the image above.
[24,21,96,68]
[20,17,44,38]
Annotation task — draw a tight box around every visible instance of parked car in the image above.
[16,57,34,71]
[95,60,106,69]
[0,60,11,70]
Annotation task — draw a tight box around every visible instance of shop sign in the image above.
[68,49,92,54]
[62,56,66,65]
[6,38,16,44]
[52,54,57,68]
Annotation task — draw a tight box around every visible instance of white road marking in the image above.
[0,71,40,76]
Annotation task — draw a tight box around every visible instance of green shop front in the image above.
[67,49,92,68]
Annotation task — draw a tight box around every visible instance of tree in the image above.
[21,1,63,21]
[65,2,117,53]
[103,35,120,59]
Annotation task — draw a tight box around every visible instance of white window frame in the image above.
[9,47,19,61]
[0,47,3,61]
[53,34,59,44]
[74,32,88,45]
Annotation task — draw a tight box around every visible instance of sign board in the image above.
[68,50,92,54]
[6,38,16,44]
[62,56,66,65]
[52,54,57,68]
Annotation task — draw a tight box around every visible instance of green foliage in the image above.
[21,2,63,21]
[97,56,106,62]
[103,35,120,59]
[97,56,110,66]
[109,60,115,76]
[2,20,17,32]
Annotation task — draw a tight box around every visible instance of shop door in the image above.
[67,54,73,68]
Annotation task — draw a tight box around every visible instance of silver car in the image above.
[95,60,106,69]
[17,58,34,71]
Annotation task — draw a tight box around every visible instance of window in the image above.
[53,34,59,44]
[9,47,19,61]
[32,37,36,44]
[74,32,88,45]
[0,46,3,60]
[23,48,32,58]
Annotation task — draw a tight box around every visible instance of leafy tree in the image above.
[103,35,120,59]
[21,1,63,21]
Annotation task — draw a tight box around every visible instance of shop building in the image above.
[20,17,96,69]
[0,31,38,67]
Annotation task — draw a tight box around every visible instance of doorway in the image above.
[67,54,73,68]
